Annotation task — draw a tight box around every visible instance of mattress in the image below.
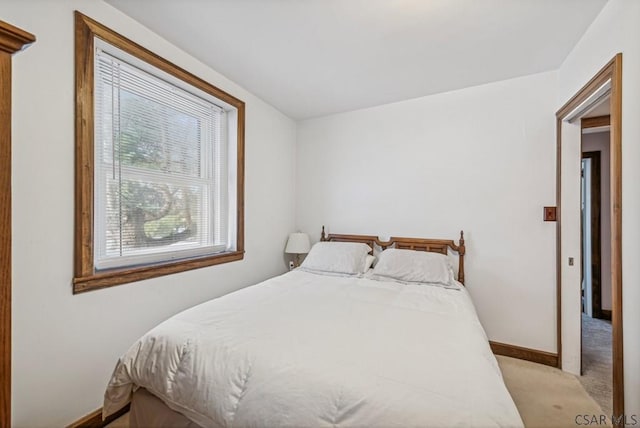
[104,269,523,427]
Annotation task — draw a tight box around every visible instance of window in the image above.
[74,12,244,292]
[94,42,232,269]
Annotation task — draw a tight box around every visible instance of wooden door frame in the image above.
[556,54,623,421]
[581,150,602,319]
[0,20,35,427]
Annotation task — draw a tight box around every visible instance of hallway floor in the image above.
[580,313,612,415]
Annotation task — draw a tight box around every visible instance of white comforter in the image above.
[104,270,523,427]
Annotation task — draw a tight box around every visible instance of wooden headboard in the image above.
[320,226,466,285]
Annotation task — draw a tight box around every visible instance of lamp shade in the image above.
[285,232,311,254]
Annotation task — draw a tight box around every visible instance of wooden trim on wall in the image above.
[582,115,611,129]
[489,341,559,367]
[73,12,245,293]
[582,151,602,319]
[610,54,623,423]
[0,20,35,54]
[73,251,244,293]
[67,408,102,428]
[67,404,130,428]
[0,49,12,428]
[555,53,623,422]
[0,20,35,428]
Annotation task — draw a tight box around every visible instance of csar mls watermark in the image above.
[575,414,638,426]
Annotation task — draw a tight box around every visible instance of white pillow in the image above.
[372,248,454,287]
[300,242,372,275]
[363,255,376,271]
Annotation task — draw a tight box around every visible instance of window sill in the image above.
[73,250,244,294]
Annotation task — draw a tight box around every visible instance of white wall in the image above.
[296,71,559,353]
[557,0,640,416]
[5,0,638,423]
[582,131,612,311]
[3,0,296,426]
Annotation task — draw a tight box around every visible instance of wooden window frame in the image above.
[73,12,245,293]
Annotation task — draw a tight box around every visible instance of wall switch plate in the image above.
[544,206,557,222]
[288,260,295,270]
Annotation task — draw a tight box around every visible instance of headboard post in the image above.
[458,231,465,285]
[321,225,326,241]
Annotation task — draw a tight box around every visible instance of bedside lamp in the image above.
[285,232,311,267]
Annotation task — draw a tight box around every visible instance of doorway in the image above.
[580,116,612,415]
[556,54,623,422]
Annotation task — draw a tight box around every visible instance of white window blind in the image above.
[94,40,231,270]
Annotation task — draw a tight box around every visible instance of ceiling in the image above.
[106,0,608,120]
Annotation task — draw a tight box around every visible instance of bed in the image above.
[103,228,523,427]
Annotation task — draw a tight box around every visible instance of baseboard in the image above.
[67,404,130,428]
[490,341,558,367]
[600,309,612,320]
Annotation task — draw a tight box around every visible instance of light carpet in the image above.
[580,313,613,415]
[497,355,608,427]
[107,356,606,427]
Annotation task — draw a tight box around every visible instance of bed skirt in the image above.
[130,388,202,428]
